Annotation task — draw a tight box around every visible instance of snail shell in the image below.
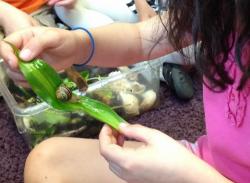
[56,85,72,102]
[118,91,140,116]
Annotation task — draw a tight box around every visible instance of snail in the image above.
[56,84,72,102]
[65,66,88,92]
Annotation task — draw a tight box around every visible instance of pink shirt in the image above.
[197,46,250,182]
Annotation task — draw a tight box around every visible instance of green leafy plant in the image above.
[7,42,125,130]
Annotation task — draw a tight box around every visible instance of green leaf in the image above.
[80,70,89,80]
[66,96,124,129]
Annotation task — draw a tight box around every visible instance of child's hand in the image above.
[0,27,84,86]
[0,2,39,35]
[99,124,199,183]
[47,0,76,9]
[3,13,38,36]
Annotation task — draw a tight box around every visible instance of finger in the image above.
[99,125,124,146]
[14,80,30,88]
[6,69,30,87]
[6,68,26,82]
[99,125,118,145]
[47,0,61,6]
[0,41,19,70]
[56,0,75,7]
[117,133,125,146]
[99,125,127,163]
[3,30,31,50]
[119,124,158,144]
[1,29,38,65]
[19,29,62,61]
[100,125,118,144]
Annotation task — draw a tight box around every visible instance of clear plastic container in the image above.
[0,59,161,147]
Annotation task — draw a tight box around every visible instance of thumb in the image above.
[19,30,59,61]
[56,0,75,8]
[119,123,158,144]
[19,37,46,61]
[47,0,61,6]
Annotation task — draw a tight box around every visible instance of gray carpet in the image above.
[0,78,205,183]
[0,99,30,183]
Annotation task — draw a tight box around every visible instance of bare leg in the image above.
[24,137,140,183]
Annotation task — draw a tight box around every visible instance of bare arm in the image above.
[0,1,38,35]
[134,0,156,21]
[0,13,191,74]
[74,15,177,67]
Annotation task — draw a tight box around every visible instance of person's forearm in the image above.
[0,1,10,26]
[73,16,176,67]
[0,1,16,26]
[183,153,233,183]
[74,23,144,67]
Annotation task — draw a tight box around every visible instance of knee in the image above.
[24,137,63,183]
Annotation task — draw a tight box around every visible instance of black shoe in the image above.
[162,63,194,100]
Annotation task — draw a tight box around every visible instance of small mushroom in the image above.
[140,90,157,112]
[118,92,140,116]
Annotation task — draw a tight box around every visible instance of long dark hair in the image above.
[158,0,250,90]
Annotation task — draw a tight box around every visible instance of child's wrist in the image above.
[72,28,95,66]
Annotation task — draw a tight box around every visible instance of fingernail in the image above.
[20,49,31,60]
[119,122,129,129]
